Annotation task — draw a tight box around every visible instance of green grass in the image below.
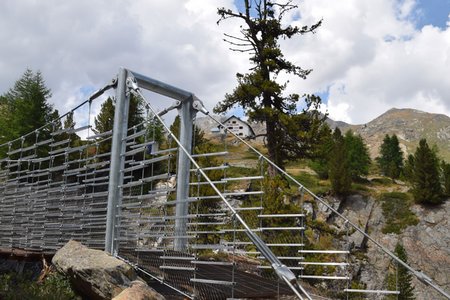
[0,271,79,300]
[379,192,419,234]
[370,177,393,185]
[226,165,258,177]
[293,172,331,195]
[351,182,370,193]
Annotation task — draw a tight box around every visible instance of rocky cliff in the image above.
[323,194,449,299]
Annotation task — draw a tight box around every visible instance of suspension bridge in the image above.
[0,68,448,299]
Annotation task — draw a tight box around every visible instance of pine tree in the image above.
[94,95,144,134]
[386,243,415,299]
[377,134,403,180]
[441,161,450,197]
[63,111,75,130]
[328,128,351,195]
[61,111,82,158]
[94,97,115,155]
[344,130,371,179]
[402,154,415,183]
[94,97,115,134]
[93,95,144,155]
[0,96,13,145]
[378,135,391,174]
[1,69,53,144]
[309,123,333,179]
[214,0,324,174]
[412,139,443,204]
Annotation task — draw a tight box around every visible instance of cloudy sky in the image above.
[0,0,449,128]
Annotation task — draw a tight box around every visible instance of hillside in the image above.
[196,108,450,161]
[326,108,450,161]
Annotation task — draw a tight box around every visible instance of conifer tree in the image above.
[344,130,371,179]
[94,95,144,134]
[63,111,75,130]
[0,96,12,145]
[94,97,115,155]
[441,160,450,197]
[328,128,351,195]
[309,123,333,179]
[377,134,403,180]
[94,97,115,134]
[402,154,415,183]
[412,139,443,204]
[1,69,53,144]
[93,95,144,154]
[215,0,324,174]
[61,111,82,159]
[386,243,415,299]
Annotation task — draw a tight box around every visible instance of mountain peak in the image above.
[329,108,450,160]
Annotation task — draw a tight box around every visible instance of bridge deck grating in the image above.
[119,248,295,299]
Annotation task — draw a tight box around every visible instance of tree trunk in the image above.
[266,118,277,177]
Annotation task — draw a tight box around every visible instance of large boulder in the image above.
[113,280,165,300]
[52,240,137,300]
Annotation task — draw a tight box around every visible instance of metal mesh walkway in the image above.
[119,248,295,299]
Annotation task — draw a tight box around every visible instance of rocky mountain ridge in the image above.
[326,108,450,161]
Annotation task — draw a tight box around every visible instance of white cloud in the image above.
[0,0,448,129]
[282,0,450,123]
[0,0,244,123]
[396,0,418,20]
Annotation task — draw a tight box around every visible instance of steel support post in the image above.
[105,68,130,255]
[174,95,195,251]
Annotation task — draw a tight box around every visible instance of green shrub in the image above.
[370,177,393,185]
[380,192,419,234]
[351,182,369,193]
[294,173,331,195]
[0,271,79,300]
[308,160,328,179]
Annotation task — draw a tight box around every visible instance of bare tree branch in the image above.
[229,47,254,53]
[272,0,298,21]
[223,38,253,48]
[223,33,251,43]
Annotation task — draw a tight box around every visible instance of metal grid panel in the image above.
[0,97,111,252]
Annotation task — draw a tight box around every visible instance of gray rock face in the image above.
[304,192,449,299]
[348,197,450,299]
[316,196,342,222]
[52,240,137,300]
[401,201,450,299]
[335,195,375,248]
